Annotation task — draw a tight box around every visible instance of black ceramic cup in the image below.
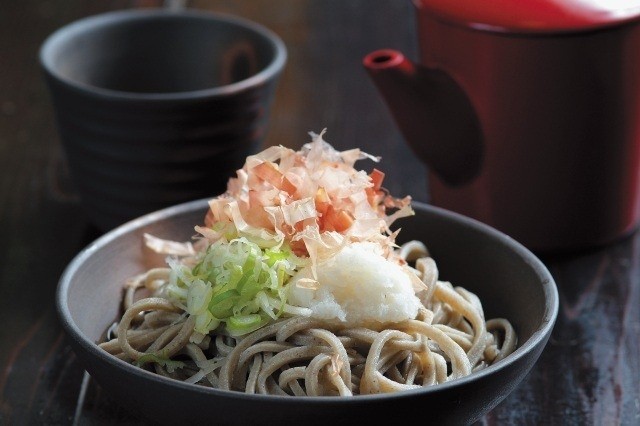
[40,8,287,231]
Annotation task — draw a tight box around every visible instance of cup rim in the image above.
[39,8,288,101]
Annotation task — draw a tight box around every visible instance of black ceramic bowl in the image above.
[57,199,558,425]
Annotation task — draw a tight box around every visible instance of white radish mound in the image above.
[287,242,421,327]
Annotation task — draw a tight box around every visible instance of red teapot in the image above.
[364,0,640,253]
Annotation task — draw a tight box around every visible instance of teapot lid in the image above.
[417,0,640,34]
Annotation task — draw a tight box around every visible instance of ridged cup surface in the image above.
[40,9,287,230]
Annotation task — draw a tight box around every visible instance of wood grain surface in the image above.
[0,1,638,425]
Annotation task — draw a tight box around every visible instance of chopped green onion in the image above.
[167,237,306,336]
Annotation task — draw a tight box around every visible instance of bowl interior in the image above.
[41,9,283,94]
[57,199,558,425]
[397,206,555,344]
[63,201,203,342]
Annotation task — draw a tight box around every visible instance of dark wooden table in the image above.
[1,1,638,424]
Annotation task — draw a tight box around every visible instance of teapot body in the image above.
[415,7,640,252]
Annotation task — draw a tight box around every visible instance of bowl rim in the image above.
[39,8,288,101]
[56,198,559,404]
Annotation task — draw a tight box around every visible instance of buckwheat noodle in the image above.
[99,241,517,396]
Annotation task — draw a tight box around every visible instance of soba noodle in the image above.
[98,132,517,395]
[99,241,517,396]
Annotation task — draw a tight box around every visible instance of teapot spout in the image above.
[363,49,482,186]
